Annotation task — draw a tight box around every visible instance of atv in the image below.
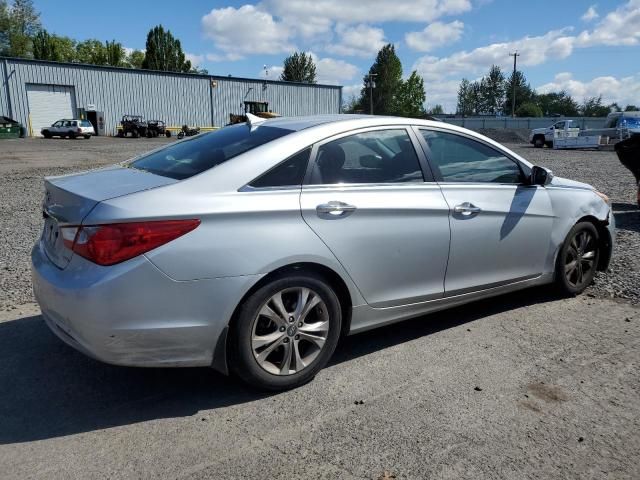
[177,124,201,139]
[118,115,147,138]
[146,120,171,138]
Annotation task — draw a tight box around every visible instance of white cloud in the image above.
[185,53,204,66]
[264,0,472,24]
[311,52,359,84]
[412,28,576,82]
[405,20,464,52]
[325,24,387,57]
[581,5,599,22]
[576,0,640,46]
[259,65,284,80]
[201,5,294,58]
[536,72,640,107]
[342,83,363,102]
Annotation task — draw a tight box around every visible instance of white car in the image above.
[42,119,95,139]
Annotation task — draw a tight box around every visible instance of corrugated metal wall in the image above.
[0,58,342,135]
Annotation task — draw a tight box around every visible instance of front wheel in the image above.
[533,136,544,148]
[555,222,600,295]
[177,132,185,139]
[230,273,342,391]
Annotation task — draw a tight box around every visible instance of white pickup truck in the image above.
[529,120,580,148]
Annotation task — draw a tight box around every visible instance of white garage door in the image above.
[26,84,76,136]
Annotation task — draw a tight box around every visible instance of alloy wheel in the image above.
[564,230,597,289]
[251,287,329,376]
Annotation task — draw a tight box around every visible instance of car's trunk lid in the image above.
[41,166,177,269]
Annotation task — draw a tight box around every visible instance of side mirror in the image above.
[531,165,553,186]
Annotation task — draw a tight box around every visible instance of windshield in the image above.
[129,124,294,180]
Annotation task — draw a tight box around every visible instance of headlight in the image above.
[594,190,611,205]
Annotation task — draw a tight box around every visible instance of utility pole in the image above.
[366,73,378,115]
[509,51,520,117]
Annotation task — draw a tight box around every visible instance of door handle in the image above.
[453,202,482,216]
[316,201,357,217]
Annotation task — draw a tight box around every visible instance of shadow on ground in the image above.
[0,287,558,445]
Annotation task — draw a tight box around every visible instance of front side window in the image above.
[420,130,523,184]
[309,129,424,185]
[53,121,62,127]
[130,124,294,180]
[554,122,565,130]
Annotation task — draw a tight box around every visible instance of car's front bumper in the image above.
[32,241,261,368]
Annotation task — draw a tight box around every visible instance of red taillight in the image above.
[77,127,82,133]
[63,219,200,266]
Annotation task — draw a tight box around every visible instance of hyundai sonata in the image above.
[32,115,614,390]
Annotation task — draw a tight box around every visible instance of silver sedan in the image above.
[32,115,614,390]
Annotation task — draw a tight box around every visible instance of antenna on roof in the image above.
[246,112,266,130]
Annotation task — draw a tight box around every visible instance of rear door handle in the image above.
[453,202,482,216]
[316,201,357,217]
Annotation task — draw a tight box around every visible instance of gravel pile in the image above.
[477,128,530,144]
[0,138,638,310]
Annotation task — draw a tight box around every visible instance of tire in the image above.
[545,141,553,148]
[43,131,52,139]
[67,131,76,139]
[533,136,544,148]
[177,132,185,139]
[146,130,153,138]
[83,134,91,139]
[117,130,124,138]
[555,222,600,296]
[230,273,342,391]
[165,130,172,138]
[132,130,139,138]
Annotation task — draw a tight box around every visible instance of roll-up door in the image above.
[26,84,76,136]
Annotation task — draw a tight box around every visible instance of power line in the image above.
[509,51,520,117]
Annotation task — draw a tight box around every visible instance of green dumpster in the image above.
[0,116,25,139]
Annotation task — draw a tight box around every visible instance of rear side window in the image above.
[420,130,522,183]
[130,124,293,180]
[81,120,92,127]
[250,148,311,188]
[308,129,424,185]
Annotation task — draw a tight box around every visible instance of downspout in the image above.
[3,58,14,120]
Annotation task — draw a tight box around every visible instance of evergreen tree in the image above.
[456,78,473,116]
[359,44,403,115]
[104,40,125,67]
[536,91,580,116]
[581,96,610,117]
[280,52,316,83]
[142,25,192,73]
[503,70,535,115]
[480,65,505,114]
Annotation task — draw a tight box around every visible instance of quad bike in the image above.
[118,115,147,138]
[614,134,640,206]
[228,101,279,125]
[177,125,201,139]
[146,120,172,138]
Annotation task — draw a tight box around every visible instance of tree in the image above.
[624,105,639,112]
[515,102,543,117]
[104,40,125,67]
[479,65,505,114]
[427,104,444,115]
[581,95,610,117]
[32,30,75,62]
[142,25,191,72]
[503,70,535,116]
[280,52,316,83]
[536,91,580,116]
[608,102,622,113]
[342,95,361,114]
[396,71,426,118]
[76,39,107,65]
[359,44,402,115]
[456,78,473,116]
[0,0,40,57]
[126,49,145,69]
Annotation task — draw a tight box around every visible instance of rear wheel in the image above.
[555,222,600,295]
[67,130,76,139]
[43,131,52,139]
[545,141,553,148]
[165,130,172,138]
[230,273,342,390]
[83,134,91,139]
[533,135,544,148]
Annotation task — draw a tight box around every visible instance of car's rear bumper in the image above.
[31,242,261,368]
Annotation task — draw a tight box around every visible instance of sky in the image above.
[34,0,640,112]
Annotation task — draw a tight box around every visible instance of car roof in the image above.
[261,114,449,132]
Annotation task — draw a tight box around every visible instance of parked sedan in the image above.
[41,119,95,139]
[32,115,614,390]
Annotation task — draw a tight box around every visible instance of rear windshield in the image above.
[129,124,293,180]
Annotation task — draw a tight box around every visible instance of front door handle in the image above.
[316,201,357,217]
[453,202,482,216]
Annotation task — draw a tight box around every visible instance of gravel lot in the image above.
[0,135,639,479]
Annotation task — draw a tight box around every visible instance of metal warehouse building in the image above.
[0,57,342,136]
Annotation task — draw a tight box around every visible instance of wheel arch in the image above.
[575,214,613,271]
[212,262,354,375]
